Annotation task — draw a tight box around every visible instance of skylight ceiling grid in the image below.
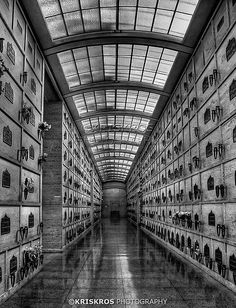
[94,153,135,159]
[87,131,144,144]
[58,44,178,89]
[38,0,199,40]
[91,144,138,154]
[97,160,132,166]
[74,89,160,116]
[81,116,150,133]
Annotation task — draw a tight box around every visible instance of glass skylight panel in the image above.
[169,12,192,38]
[60,0,80,13]
[136,8,155,31]
[39,0,199,41]
[177,0,199,14]
[64,11,83,35]
[46,15,67,39]
[39,0,61,18]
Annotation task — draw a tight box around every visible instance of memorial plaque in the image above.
[29,145,35,160]
[229,79,236,101]
[187,237,191,248]
[226,38,236,61]
[207,176,214,190]
[30,110,35,126]
[206,142,213,157]
[204,244,210,257]
[2,169,10,188]
[208,210,215,226]
[202,77,209,93]
[28,212,34,228]
[0,267,2,283]
[4,82,14,104]
[229,254,236,271]
[3,125,12,146]
[9,255,17,275]
[204,108,211,124]
[215,248,222,263]
[1,214,10,235]
[233,126,236,143]
[217,16,224,33]
[31,78,36,95]
[7,42,15,65]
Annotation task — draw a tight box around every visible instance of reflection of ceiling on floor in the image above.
[23,0,216,182]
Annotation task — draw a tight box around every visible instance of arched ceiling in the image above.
[22,0,218,183]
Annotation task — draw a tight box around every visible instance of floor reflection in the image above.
[1,219,236,308]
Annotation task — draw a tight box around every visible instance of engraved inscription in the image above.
[28,213,34,228]
[5,82,14,104]
[217,16,224,33]
[206,142,213,157]
[208,211,215,226]
[9,256,17,275]
[215,248,222,263]
[7,42,15,65]
[229,79,236,100]
[233,126,236,143]
[204,244,210,257]
[226,38,236,61]
[3,126,12,146]
[202,77,209,93]
[29,145,35,160]
[17,20,23,34]
[207,176,214,191]
[31,78,36,95]
[2,169,10,188]
[229,254,236,271]
[29,110,35,127]
[204,108,211,124]
[1,214,10,235]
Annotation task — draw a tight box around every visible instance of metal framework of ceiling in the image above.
[21,0,218,183]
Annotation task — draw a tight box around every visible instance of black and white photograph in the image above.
[1,0,236,307]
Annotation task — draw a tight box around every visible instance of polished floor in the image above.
[1,219,236,308]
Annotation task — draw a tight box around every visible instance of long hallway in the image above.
[1,219,236,308]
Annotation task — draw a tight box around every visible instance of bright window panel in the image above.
[45,15,67,39]
[60,0,80,13]
[136,8,155,31]
[153,9,173,33]
[64,11,83,35]
[39,0,61,17]
[101,7,116,30]
[169,12,192,38]
[82,9,100,32]
[177,0,199,14]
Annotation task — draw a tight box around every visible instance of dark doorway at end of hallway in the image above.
[110,211,120,221]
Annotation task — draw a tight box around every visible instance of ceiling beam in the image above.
[90,139,140,147]
[93,149,137,156]
[64,81,170,98]
[44,32,193,56]
[84,127,145,136]
[96,156,134,162]
[98,163,131,168]
[79,109,153,120]
[100,171,128,175]
[100,169,128,174]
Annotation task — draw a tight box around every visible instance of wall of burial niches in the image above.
[0,0,44,302]
[127,0,236,291]
[43,100,102,252]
